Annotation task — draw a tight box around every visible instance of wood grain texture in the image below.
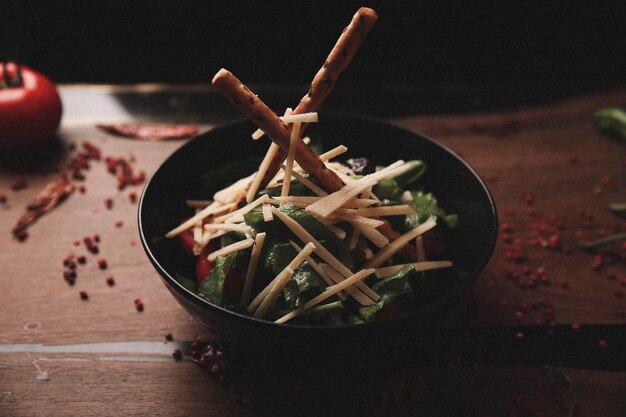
[393,88,626,327]
[1,88,625,416]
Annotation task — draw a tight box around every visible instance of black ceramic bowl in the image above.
[139,112,497,379]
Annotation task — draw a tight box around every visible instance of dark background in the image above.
[2,1,625,93]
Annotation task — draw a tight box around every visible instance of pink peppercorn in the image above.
[106,276,115,286]
[97,258,107,269]
[172,349,182,360]
[521,193,535,205]
[79,290,89,300]
[165,332,173,341]
[598,339,607,349]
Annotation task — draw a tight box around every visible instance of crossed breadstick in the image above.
[212,69,345,193]
[211,7,378,194]
[255,7,378,190]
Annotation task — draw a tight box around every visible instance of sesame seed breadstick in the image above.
[211,69,345,193]
[256,7,378,191]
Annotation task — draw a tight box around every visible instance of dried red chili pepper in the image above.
[12,176,75,240]
[96,123,198,140]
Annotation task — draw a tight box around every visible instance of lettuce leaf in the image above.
[197,252,237,305]
[358,264,415,320]
[405,191,458,229]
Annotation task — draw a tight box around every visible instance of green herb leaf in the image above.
[405,191,458,229]
[373,177,402,199]
[389,160,426,187]
[264,242,326,307]
[174,273,198,293]
[197,252,237,305]
[592,107,626,141]
[358,264,415,320]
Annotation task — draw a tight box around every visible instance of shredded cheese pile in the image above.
[165,112,453,323]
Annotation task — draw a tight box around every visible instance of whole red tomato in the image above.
[0,62,62,151]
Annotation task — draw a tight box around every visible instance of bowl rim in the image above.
[138,111,498,332]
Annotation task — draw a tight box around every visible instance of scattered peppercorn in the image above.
[165,332,173,341]
[77,255,86,265]
[106,276,115,286]
[172,349,182,360]
[521,193,535,205]
[134,298,144,311]
[104,197,113,209]
[0,194,7,204]
[97,258,108,269]
[598,339,608,349]
[79,290,89,300]
[115,220,123,228]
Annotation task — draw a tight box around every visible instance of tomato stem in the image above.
[0,60,24,89]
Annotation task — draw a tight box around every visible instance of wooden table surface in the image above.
[1,85,625,416]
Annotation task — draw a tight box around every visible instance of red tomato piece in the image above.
[221,269,243,306]
[195,245,216,283]
[423,231,448,258]
[0,63,62,151]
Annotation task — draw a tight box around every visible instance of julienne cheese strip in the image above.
[207,238,254,263]
[203,223,252,233]
[211,69,345,194]
[193,208,203,243]
[350,205,416,217]
[262,204,274,222]
[280,122,302,200]
[252,112,318,140]
[252,267,295,318]
[213,194,271,224]
[363,217,437,269]
[274,196,322,204]
[193,230,227,256]
[250,242,316,317]
[349,228,360,250]
[288,241,347,301]
[247,108,293,201]
[271,207,380,302]
[320,263,372,305]
[214,172,256,204]
[374,260,453,279]
[279,165,328,197]
[246,143,280,203]
[324,163,355,185]
[336,213,384,229]
[275,268,375,324]
[305,160,406,219]
[341,198,377,209]
[240,232,266,306]
[165,201,236,238]
[326,224,347,240]
[349,221,389,248]
[291,145,348,176]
